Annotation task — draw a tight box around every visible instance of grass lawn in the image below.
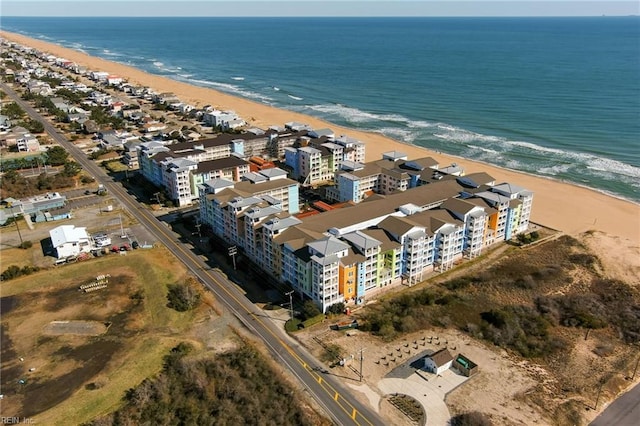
[0,245,209,425]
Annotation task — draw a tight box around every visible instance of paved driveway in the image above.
[379,368,468,425]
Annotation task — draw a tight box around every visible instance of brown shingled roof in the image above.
[196,156,248,173]
[429,348,453,367]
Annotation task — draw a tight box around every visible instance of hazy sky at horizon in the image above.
[1,1,638,17]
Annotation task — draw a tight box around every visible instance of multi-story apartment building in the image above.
[334,135,366,164]
[199,152,534,312]
[284,132,366,186]
[138,130,311,206]
[198,167,300,237]
[162,158,198,206]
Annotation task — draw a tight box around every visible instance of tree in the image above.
[18,118,45,133]
[45,146,69,165]
[166,282,201,312]
[3,102,25,119]
[301,300,322,320]
[62,161,82,177]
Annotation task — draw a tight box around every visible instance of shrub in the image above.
[166,282,201,312]
[1,264,41,281]
[19,240,33,249]
[320,344,343,364]
[326,302,346,315]
[1,265,22,281]
[285,318,302,332]
[450,411,493,426]
[300,300,321,321]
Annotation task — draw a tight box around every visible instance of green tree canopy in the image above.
[62,161,82,177]
[45,146,69,166]
[3,102,25,119]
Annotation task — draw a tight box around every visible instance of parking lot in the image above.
[0,198,157,265]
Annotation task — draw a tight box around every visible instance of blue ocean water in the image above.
[2,17,639,202]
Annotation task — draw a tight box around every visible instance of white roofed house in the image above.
[203,110,239,128]
[334,134,366,164]
[49,225,92,259]
[106,75,123,86]
[16,133,40,152]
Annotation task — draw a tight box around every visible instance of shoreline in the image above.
[2,30,638,244]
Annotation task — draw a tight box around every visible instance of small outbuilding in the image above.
[423,348,453,375]
[452,353,479,377]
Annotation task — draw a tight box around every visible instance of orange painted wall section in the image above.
[339,264,357,301]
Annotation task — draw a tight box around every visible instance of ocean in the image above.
[2,17,639,202]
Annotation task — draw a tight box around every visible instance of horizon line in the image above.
[2,14,638,18]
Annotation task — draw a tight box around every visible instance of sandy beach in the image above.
[2,30,639,244]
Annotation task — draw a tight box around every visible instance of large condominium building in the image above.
[284,131,366,186]
[137,130,308,206]
[198,167,301,245]
[327,153,446,203]
[199,165,534,312]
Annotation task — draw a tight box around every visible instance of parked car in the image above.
[131,240,139,249]
[119,243,131,251]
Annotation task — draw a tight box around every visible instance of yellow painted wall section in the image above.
[339,264,357,301]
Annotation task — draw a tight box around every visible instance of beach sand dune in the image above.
[2,31,638,244]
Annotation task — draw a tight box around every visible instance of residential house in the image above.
[423,349,453,375]
[49,224,92,259]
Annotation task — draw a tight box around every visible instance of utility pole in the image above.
[632,351,640,381]
[285,290,294,321]
[228,245,237,270]
[10,205,23,245]
[195,219,202,242]
[357,347,366,382]
[594,378,605,410]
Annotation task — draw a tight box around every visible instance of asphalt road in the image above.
[2,82,385,426]
[590,382,640,426]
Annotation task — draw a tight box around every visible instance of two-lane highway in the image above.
[1,82,384,425]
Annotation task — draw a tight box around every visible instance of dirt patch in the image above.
[0,295,19,314]
[43,320,109,336]
[22,339,124,417]
[0,266,144,418]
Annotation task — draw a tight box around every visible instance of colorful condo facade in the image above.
[198,156,533,313]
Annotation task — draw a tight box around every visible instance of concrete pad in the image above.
[378,377,451,426]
